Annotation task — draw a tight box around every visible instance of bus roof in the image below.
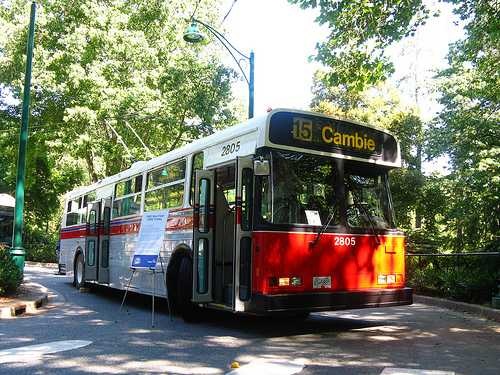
[66,108,401,199]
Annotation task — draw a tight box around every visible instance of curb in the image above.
[25,261,58,270]
[0,294,49,319]
[414,294,500,323]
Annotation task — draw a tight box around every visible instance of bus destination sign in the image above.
[268,111,399,165]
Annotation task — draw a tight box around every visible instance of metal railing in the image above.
[407,252,500,256]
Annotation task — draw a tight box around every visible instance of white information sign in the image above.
[305,210,322,225]
[131,210,169,269]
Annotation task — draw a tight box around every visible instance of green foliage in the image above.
[425,0,499,252]
[24,226,58,263]
[407,254,500,304]
[289,0,433,92]
[0,244,23,295]
[0,0,239,249]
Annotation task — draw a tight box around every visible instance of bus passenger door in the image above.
[84,201,100,281]
[192,170,215,303]
[98,198,111,284]
[234,156,254,312]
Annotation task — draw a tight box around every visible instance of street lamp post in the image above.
[11,1,36,274]
[183,19,254,119]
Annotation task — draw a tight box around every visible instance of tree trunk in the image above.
[85,146,99,183]
[415,143,423,228]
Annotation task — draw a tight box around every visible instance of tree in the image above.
[0,0,239,257]
[426,0,499,251]
[289,0,434,93]
[0,0,236,181]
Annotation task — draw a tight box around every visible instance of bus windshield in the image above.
[345,171,395,230]
[257,150,396,229]
[259,151,339,226]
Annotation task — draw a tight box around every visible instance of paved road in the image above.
[0,265,499,375]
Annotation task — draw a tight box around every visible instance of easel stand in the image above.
[120,256,172,327]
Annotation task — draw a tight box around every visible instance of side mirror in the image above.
[253,159,270,176]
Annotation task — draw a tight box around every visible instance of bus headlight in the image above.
[387,274,396,284]
[279,277,290,286]
[269,276,302,287]
[378,274,396,284]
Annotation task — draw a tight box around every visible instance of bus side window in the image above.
[89,209,97,229]
[259,176,271,222]
[241,168,253,230]
[198,178,210,233]
[144,159,186,212]
[65,198,80,226]
[190,152,204,206]
[113,175,143,217]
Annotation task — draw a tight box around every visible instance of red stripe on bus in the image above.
[61,216,194,238]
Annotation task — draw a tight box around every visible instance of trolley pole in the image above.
[11,2,36,274]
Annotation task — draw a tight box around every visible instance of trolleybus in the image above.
[59,108,412,320]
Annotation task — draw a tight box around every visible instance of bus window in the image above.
[258,151,339,227]
[65,198,81,226]
[197,238,209,293]
[190,152,204,206]
[241,168,253,231]
[145,159,186,212]
[345,173,395,229]
[86,239,96,267]
[198,178,210,233]
[83,191,96,207]
[113,175,143,218]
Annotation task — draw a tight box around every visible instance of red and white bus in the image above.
[59,108,412,320]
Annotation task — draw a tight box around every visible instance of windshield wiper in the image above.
[310,210,336,247]
[349,189,381,245]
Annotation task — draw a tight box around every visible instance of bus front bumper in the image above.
[249,287,413,314]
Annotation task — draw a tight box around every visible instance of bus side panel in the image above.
[251,232,406,295]
[107,209,194,296]
[59,224,87,275]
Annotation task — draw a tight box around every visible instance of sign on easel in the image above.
[131,210,169,269]
[121,209,171,327]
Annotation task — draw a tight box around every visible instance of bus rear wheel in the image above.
[177,256,199,322]
[73,253,86,289]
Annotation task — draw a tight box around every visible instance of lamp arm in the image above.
[193,18,250,60]
[205,29,250,85]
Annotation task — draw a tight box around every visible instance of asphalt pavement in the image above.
[0,265,498,375]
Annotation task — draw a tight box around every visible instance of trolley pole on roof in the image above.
[11,1,36,275]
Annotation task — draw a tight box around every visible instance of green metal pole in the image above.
[11,1,36,274]
[248,51,254,119]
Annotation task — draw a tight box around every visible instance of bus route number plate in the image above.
[313,276,331,289]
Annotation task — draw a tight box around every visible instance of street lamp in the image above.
[11,1,36,275]
[183,19,254,119]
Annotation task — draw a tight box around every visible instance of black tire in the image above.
[177,257,199,322]
[73,253,86,289]
[166,246,190,312]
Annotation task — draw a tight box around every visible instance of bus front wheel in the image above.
[73,253,86,289]
[177,257,199,322]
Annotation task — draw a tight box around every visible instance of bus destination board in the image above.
[268,111,399,165]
